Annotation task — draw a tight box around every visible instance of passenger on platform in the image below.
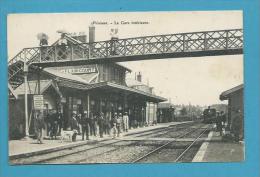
[133,119,138,129]
[220,111,227,126]
[45,111,51,136]
[94,114,98,137]
[89,113,96,136]
[104,112,111,135]
[216,112,223,136]
[34,110,45,144]
[231,109,243,142]
[123,112,129,132]
[98,112,105,138]
[50,110,58,140]
[81,111,90,140]
[116,113,122,137]
[71,111,78,142]
[111,112,118,138]
[57,110,63,136]
[76,113,82,135]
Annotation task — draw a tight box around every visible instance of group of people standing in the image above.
[215,110,243,142]
[74,111,129,141]
[34,109,130,144]
[34,110,64,143]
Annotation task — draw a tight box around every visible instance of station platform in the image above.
[192,131,244,162]
[9,121,192,159]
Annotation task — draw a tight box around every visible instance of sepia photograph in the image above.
[7,11,244,165]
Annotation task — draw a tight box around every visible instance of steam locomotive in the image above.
[203,107,216,123]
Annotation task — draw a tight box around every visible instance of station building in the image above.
[9,32,166,139]
[219,84,244,139]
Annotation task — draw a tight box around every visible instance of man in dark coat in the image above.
[231,109,243,142]
[98,112,105,138]
[34,110,45,144]
[220,111,227,125]
[104,112,111,135]
[81,111,90,140]
[71,111,78,141]
[111,112,118,138]
[50,110,58,140]
[89,113,96,136]
[216,112,223,136]
[57,110,63,135]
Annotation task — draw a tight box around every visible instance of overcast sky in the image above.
[8,11,243,106]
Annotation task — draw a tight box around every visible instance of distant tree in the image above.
[180,107,188,115]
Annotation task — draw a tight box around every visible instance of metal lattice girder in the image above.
[27,29,242,65]
[8,29,243,89]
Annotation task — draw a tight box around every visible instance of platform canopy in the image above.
[219,84,244,101]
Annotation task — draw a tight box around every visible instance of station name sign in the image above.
[60,65,97,74]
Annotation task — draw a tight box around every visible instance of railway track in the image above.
[126,122,196,137]
[71,123,204,164]
[41,123,200,164]
[131,125,208,163]
[10,122,209,164]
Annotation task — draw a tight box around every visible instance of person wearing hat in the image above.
[89,112,96,136]
[111,112,118,138]
[76,113,82,135]
[104,112,111,136]
[98,112,105,138]
[81,111,90,140]
[231,109,243,142]
[34,110,45,144]
[71,111,78,142]
[50,110,58,140]
[216,112,223,136]
[116,113,122,137]
[57,110,63,136]
[123,112,129,132]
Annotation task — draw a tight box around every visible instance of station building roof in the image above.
[13,68,166,103]
[219,84,244,101]
[14,80,55,96]
[58,80,166,103]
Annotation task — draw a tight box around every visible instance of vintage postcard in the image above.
[7,11,244,165]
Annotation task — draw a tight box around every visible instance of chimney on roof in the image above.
[137,72,142,82]
[89,25,95,43]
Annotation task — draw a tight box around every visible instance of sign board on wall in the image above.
[59,65,97,74]
[33,95,44,110]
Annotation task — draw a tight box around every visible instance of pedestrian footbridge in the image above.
[8,29,243,92]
